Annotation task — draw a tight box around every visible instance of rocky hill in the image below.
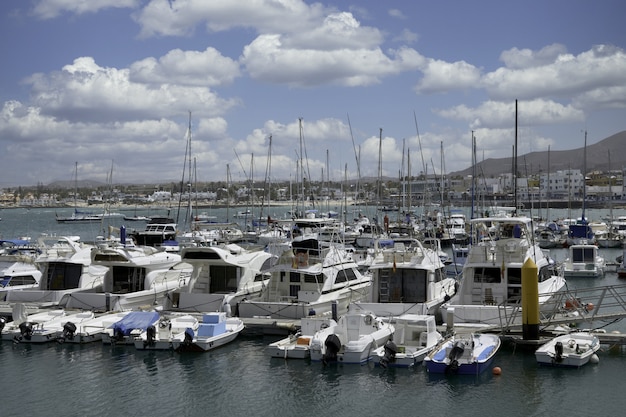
[449,130,625,177]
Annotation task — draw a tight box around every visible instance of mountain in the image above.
[449,130,626,178]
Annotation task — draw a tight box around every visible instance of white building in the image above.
[539,169,584,200]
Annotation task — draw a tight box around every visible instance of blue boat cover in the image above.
[110,311,160,336]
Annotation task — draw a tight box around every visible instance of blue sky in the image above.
[1,0,625,187]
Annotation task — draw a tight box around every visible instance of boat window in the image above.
[254,272,270,282]
[112,266,146,293]
[572,248,595,263]
[46,262,82,290]
[335,268,358,283]
[508,268,521,285]
[473,267,501,284]
[303,274,322,284]
[384,268,427,303]
[2,275,38,286]
[289,271,301,283]
[209,265,238,292]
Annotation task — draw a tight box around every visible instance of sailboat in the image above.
[56,162,103,223]
[566,131,595,246]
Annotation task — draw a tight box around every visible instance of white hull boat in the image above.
[561,243,605,279]
[134,313,199,350]
[372,314,443,368]
[8,310,95,343]
[309,312,394,365]
[171,312,244,352]
[267,316,337,359]
[535,332,600,367]
[101,310,161,345]
[424,333,501,375]
[63,311,132,344]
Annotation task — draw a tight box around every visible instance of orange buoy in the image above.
[492,366,502,375]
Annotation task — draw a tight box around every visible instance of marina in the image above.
[1,206,626,417]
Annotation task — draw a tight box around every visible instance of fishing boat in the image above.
[267,316,337,359]
[61,236,192,312]
[237,237,371,320]
[309,311,394,365]
[561,243,605,279]
[61,311,132,344]
[101,310,161,345]
[423,332,501,375]
[535,332,600,367]
[2,236,107,314]
[351,237,456,319]
[0,239,42,300]
[440,216,566,327]
[171,312,244,352]
[133,313,200,350]
[164,243,274,316]
[372,314,443,368]
[6,310,95,344]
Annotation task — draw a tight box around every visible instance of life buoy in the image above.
[296,252,309,267]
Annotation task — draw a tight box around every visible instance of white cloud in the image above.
[130,47,241,86]
[32,0,139,19]
[414,59,482,93]
[24,57,238,122]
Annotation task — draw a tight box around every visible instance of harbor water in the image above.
[1,206,626,417]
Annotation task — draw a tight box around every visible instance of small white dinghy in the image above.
[171,312,244,352]
[535,332,600,367]
[372,314,443,368]
[309,311,395,365]
[267,316,337,359]
[134,314,200,350]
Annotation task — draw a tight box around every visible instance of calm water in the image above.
[1,206,626,417]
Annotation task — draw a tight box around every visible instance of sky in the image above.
[1,0,625,188]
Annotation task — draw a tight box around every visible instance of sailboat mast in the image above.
[514,99,518,216]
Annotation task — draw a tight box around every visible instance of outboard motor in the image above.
[379,340,398,368]
[554,341,564,363]
[58,321,77,343]
[145,325,157,348]
[322,334,342,365]
[16,322,34,342]
[445,340,466,374]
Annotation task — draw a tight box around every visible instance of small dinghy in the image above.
[535,332,600,367]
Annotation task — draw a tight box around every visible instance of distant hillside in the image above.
[449,130,626,177]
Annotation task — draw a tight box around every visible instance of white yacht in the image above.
[561,242,606,279]
[440,216,566,327]
[237,237,371,320]
[164,243,275,316]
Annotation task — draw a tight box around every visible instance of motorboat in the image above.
[352,238,457,319]
[309,311,394,365]
[440,216,566,327]
[1,305,66,341]
[0,239,42,300]
[267,316,337,359]
[61,238,192,312]
[164,243,274,316]
[561,242,606,279]
[101,310,161,345]
[535,332,600,367]
[2,236,106,314]
[423,332,501,375]
[133,313,199,350]
[7,310,95,344]
[171,312,244,352]
[535,228,561,249]
[62,311,132,344]
[237,238,371,320]
[372,314,443,368]
[617,249,626,279]
[128,216,178,249]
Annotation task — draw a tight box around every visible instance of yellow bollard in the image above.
[521,257,539,340]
